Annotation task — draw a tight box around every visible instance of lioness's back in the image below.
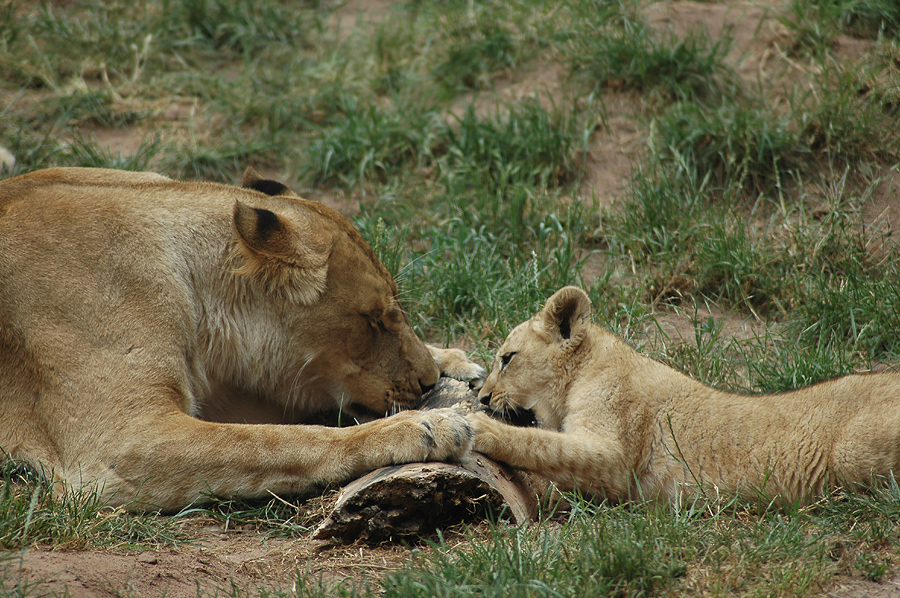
[0,169,207,395]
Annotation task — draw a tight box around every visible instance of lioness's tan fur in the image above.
[0,167,480,510]
[471,286,900,504]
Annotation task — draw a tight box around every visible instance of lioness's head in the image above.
[228,170,439,417]
[478,287,591,429]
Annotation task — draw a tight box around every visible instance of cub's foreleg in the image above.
[468,412,630,501]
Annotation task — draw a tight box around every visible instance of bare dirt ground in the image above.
[4,523,420,597]
[4,0,900,596]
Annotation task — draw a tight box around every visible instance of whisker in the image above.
[286,352,316,413]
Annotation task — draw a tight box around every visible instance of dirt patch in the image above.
[445,57,569,118]
[90,126,154,158]
[329,0,397,38]
[825,576,900,598]
[579,90,646,208]
[3,524,416,597]
[864,169,900,251]
[303,187,364,217]
[651,303,768,348]
[645,0,783,77]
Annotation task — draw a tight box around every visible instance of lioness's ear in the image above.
[241,166,294,197]
[540,286,591,345]
[232,201,333,304]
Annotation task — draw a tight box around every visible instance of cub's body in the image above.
[472,287,900,504]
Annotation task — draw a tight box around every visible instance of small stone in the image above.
[136,552,159,565]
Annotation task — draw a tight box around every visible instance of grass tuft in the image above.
[0,462,181,551]
[561,2,737,103]
[304,97,434,188]
[436,98,591,193]
[780,0,900,55]
[650,98,804,198]
[382,505,687,598]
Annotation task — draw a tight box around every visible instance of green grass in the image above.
[780,0,900,57]
[0,462,181,551]
[1,132,163,175]
[200,485,900,597]
[303,95,590,192]
[384,507,689,598]
[304,96,434,187]
[436,98,591,192]
[427,0,559,94]
[2,0,900,595]
[561,0,738,103]
[650,98,805,198]
[795,60,900,172]
[432,18,519,92]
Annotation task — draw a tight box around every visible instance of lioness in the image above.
[0,167,482,511]
[471,286,900,505]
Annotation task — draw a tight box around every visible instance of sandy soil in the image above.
[4,524,418,597]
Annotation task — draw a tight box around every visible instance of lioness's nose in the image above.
[480,393,492,406]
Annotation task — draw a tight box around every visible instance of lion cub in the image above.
[470,286,900,505]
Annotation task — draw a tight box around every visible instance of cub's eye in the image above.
[500,352,516,370]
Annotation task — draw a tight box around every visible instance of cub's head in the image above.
[478,287,591,430]
[230,169,439,417]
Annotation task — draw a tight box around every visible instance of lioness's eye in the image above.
[364,314,386,333]
[500,352,516,369]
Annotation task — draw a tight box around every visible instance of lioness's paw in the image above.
[365,409,472,467]
[427,346,488,389]
[414,408,473,461]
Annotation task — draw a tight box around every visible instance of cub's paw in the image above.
[427,345,488,389]
[466,411,505,454]
[414,408,473,461]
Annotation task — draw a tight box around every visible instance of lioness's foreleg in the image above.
[468,412,630,500]
[93,408,471,511]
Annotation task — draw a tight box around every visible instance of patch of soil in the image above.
[329,0,397,38]
[864,169,900,251]
[825,576,900,598]
[645,0,783,79]
[650,303,768,348]
[303,187,363,217]
[90,127,153,159]
[3,525,414,597]
[446,57,569,118]
[579,90,646,208]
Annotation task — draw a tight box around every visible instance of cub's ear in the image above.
[232,201,333,304]
[241,166,294,197]
[540,286,591,346]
